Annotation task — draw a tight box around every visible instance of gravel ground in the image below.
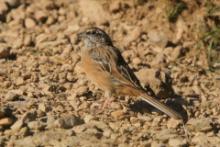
[0,0,220,146]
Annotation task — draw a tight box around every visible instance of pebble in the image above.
[38,103,47,112]
[79,0,109,24]
[155,129,177,141]
[76,86,88,96]
[109,0,120,12]
[10,112,32,132]
[103,129,111,138]
[84,114,94,123]
[135,68,152,85]
[55,115,84,129]
[167,118,181,129]
[170,46,186,61]
[151,116,162,127]
[46,115,56,129]
[187,118,212,132]
[0,1,8,16]
[0,117,13,126]
[148,30,168,47]
[19,126,29,137]
[109,122,120,131]
[66,72,76,82]
[5,90,22,101]
[0,43,10,59]
[132,57,141,65]
[4,0,20,7]
[66,24,80,33]
[15,77,24,86]
[111,110,124,119]
[27,121,42,130]
[24,18,36,28]
[192,133,208,146]
[10,118,24,131]
[168,138,187,146]
[23,35,32,46]
[151,141,165,147]
[35,11,48,22]
[124,27,141,45]
[73,125,87,133]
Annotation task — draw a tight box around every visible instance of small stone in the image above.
[35,11,48,22]
[151,141,165,147]
[135,68,152,85]
[132,57,141,65]
[27,121,42,130]
[0,2,8,16]
[46,16,56,25]
[84,114,94,123]
[10,112,31,131]
[66,24,80,33]
[109,0,120,12]
[66,72,76,82]
[38,103,46,112]
[170,46,186,61]
[148,30,168,47]
[46,115,56,129]
[18,126,29,137]
[24,18,36,28]
[5,90,22,101]
[73,125,86,133]
[55,115,84,129]
[76,86,88,96]
[90,121,109,131]
[168,138,187,146]
[187,118,212,132]
[155,129,177,141]
[79,0,110,24]
[110,102,121,109]
[10,119,24,131]
[109,122,120,131]
[167,118,181,129]
[103,129,111,138]
[122,50,133,60]
[4,0,20,7]
[15,77,24,86]
[192,133,208,145]
[111,110,124,119]
[13,37,23,48]
[124,27,141,45]
[0,43,10,59]
[151,116,162,127]
[0,117,13,126]
[23,35,32,46]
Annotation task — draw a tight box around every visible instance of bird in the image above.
[77,27,182,120]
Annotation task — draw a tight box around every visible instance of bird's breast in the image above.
[80,53,114,93]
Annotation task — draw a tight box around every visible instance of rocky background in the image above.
[0,0,220,146]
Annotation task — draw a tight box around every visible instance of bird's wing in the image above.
[89,46,142,89]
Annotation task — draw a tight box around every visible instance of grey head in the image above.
[78,27,113,49]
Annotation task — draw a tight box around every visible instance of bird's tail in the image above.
[117,84,182,120]
[139,92,182,120]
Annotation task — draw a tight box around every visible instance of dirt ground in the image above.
[0,0,220,146]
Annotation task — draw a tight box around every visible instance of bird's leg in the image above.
[100,92,113,111]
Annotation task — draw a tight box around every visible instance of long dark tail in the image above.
[118,84,182,119]
[140,93,182,120]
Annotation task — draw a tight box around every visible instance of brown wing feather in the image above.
[89,46,142,90]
